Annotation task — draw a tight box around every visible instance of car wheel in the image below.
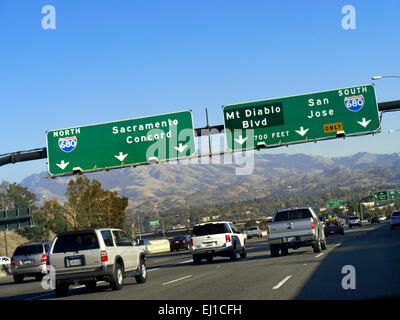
[349,225,352,229]
[240,247,247,259]
[135,258,147,283]
[193,255,202,265]
[13,275,24,284]
[230,244,238,261]
[85,280,97,291]
[281,245,288,256]
[110,262,124,291]
[35,274,44,281]
[312,240,321,253]
[270,244,280,257]
[321,238,327,250]
[55,281,69,297]
[206,256,213,264]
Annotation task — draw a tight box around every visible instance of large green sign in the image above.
[328,199,346,208]
[373,189,400,202]
[223,85,380,151]
[0,208,33,231]
[46,110,196,176]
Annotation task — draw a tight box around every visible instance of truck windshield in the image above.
[274,209,313,222]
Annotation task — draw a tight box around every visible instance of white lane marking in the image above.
[148,268,160,272]
[272,275,292,290]
[162,275,192,286]
[179,260,193,264]
[25,292,54,300]
[315,253,324,258]
[73,280,107,289]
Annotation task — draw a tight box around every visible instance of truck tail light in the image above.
[11,258,15,267]
[311,221,315,229]
[189,239,193,246]
[225,235,231,243]
[182,240,186,244]
[101,250,108,262]
[41,254,47,263]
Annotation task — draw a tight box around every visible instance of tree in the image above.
[0,180,37,211]
[66,176,128,229]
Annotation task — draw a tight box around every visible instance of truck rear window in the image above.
[53,232,99,253]
[14,245,43,256]
[192,224,229,236]
[274,209,313,222]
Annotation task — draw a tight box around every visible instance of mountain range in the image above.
[20,152,400,216]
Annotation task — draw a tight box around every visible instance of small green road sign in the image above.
[388,189,400,200]
[373,191,389,202]
[328,199,346,208]
[149,220,160,227]
[46,110,196,176]
[222,84,380,151]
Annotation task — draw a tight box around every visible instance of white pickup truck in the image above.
[267,207,327,257]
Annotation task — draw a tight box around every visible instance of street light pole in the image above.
[371,75,400,80]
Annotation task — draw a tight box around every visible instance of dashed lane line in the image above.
[162,275,192,286]
[272,275,292,290]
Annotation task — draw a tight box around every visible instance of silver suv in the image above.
[11,242,49,284]
[47,228,147,297]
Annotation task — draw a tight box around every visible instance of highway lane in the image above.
[0,223,398,300]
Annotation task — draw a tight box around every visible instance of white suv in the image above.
[390,210,400,230]
[48,228,147,297]
[190,221,246,264]
[348,216,361,228]
[246,226,262,239]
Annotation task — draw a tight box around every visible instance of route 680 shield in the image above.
[58,136,77,152]
[344,95,364,112]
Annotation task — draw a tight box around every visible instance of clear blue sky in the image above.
[1,0,399,183]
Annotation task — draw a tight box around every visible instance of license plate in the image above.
[68,258,82,267]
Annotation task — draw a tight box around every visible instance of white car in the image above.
[390,210,400,230]
[348,216,361,228]
[0,256,10,265]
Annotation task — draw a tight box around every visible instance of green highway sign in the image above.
[149,220,160,227]
[328,198,346,208]
[373,191,389,202]
[46,110,196,176]
[374,189,400,201]
[222,84,380,151]
[388,189,400,200]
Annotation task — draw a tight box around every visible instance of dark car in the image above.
[371,216,380,224]
[324,222,344,236]
[169,236,191,252]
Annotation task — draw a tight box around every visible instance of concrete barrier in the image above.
[146,239,170,254]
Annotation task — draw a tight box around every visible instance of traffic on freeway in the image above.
[0,221,399,301]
